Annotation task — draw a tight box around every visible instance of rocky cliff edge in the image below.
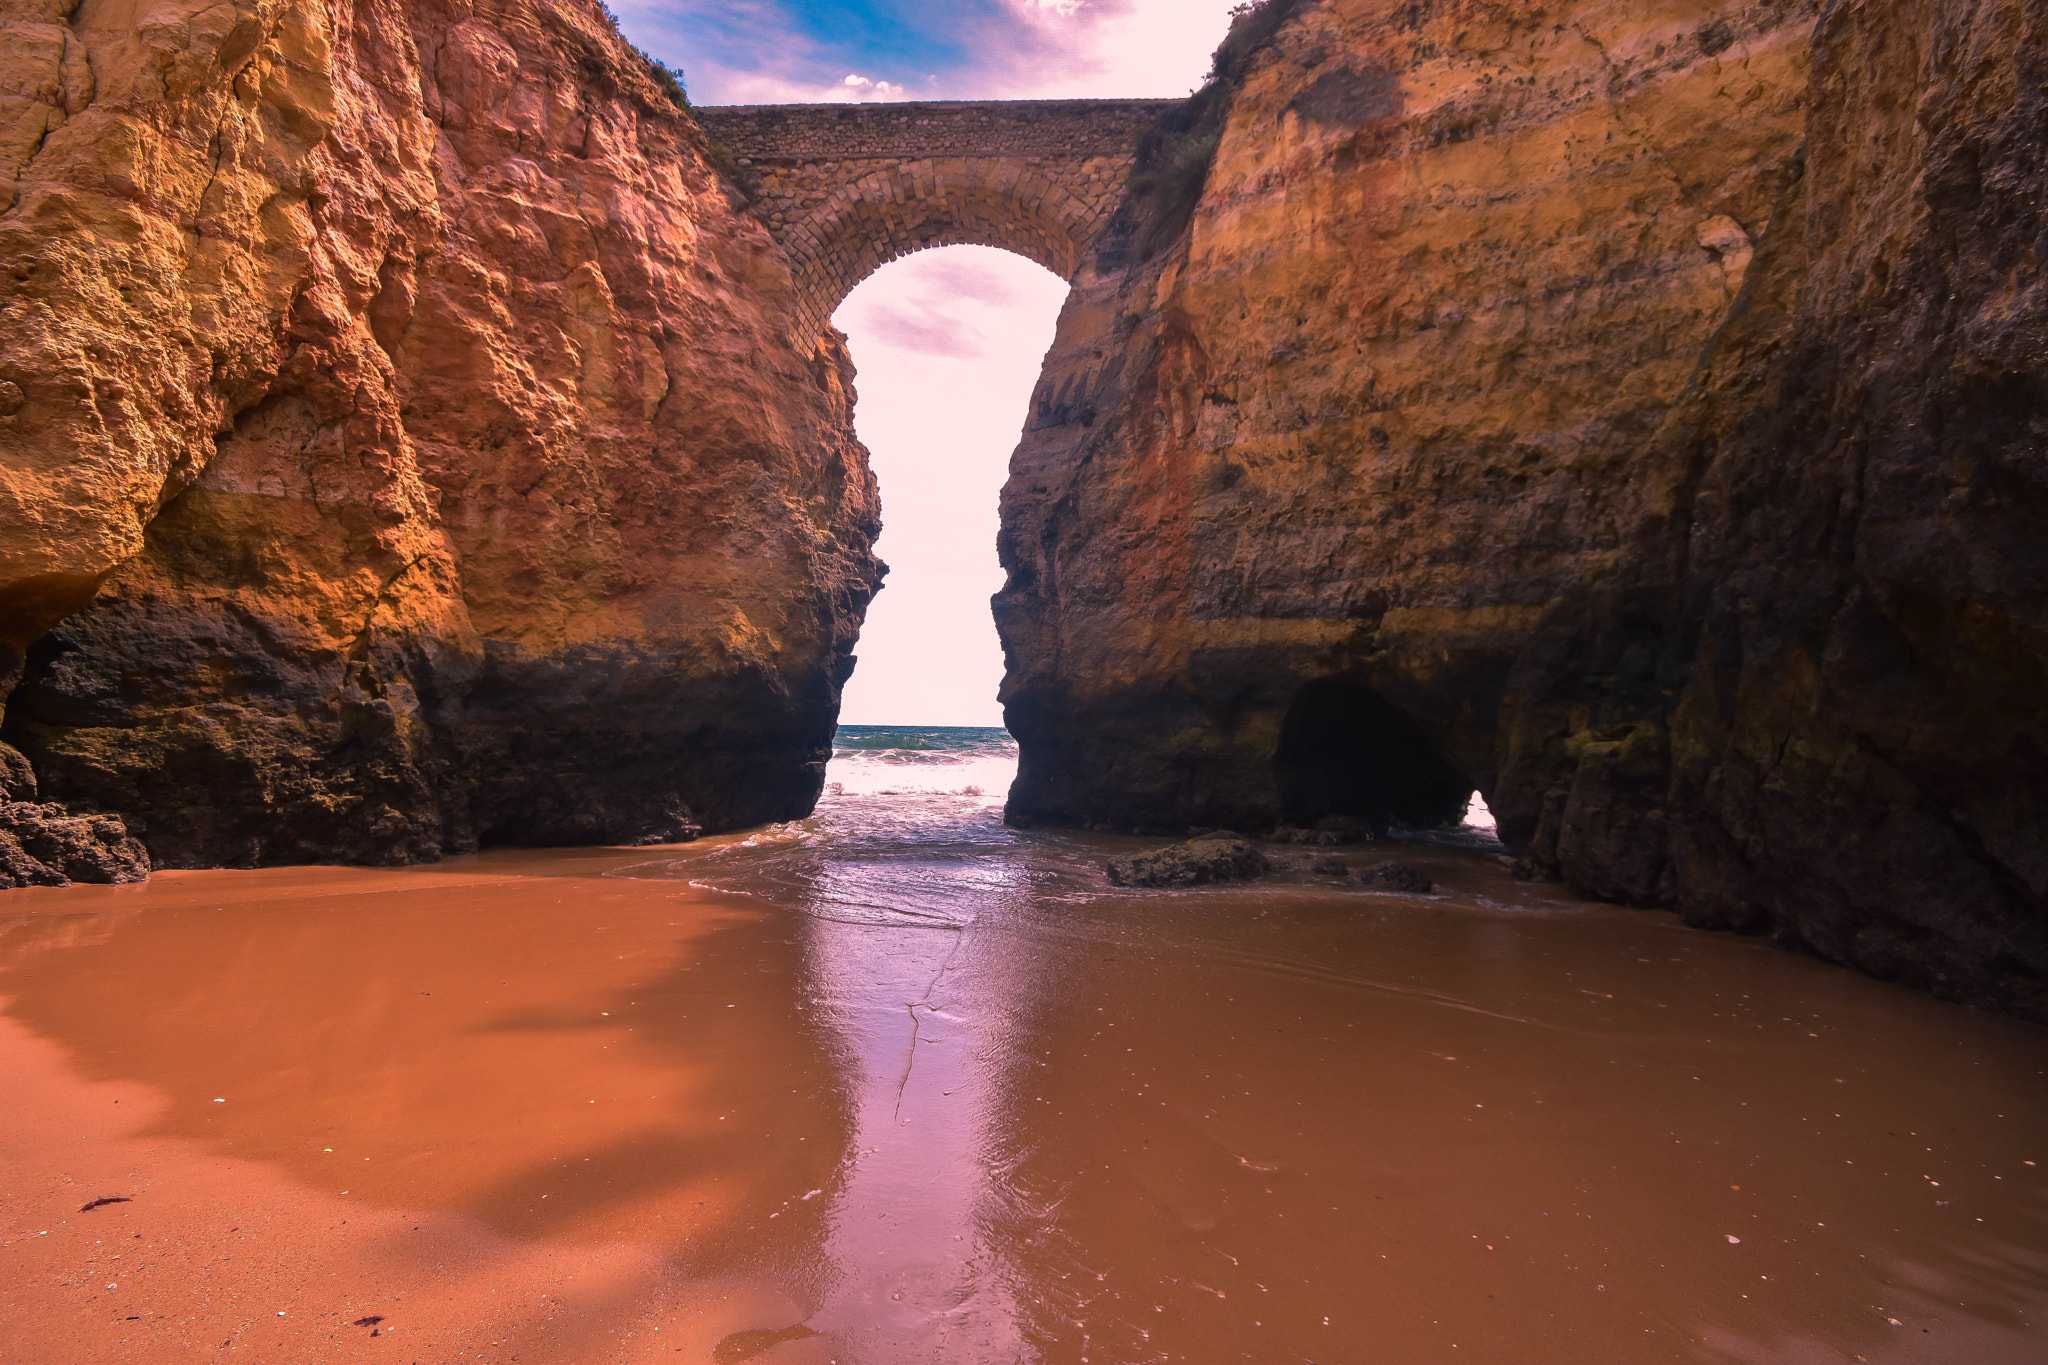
[997,0,2048,1017]
[0,0,882,875]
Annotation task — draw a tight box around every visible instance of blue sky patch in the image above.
[611,0,1083,104]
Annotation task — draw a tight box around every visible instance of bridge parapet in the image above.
[694,100,1173,336]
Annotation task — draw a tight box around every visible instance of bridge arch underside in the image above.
[794,180,1090,334]
[695,100,1171,338]
[774,164,1114,335]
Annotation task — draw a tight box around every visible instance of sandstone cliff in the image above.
[997,0,2048,1017]
[0,0,881,874]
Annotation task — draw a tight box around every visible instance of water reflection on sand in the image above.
[797,844,1034,1356]
[656,781,1071,1360]
[1,752,2046,1364]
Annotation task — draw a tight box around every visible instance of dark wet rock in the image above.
[1353,862,1434,895]
[1270,826,1339,845]
[0,742,140,888]
[1312,855,1350,877]
[1316,815,1379,843]
[0,800,149,889]
[0,743,35,802]
[1105,838,1272,889]
[1271,817,1379,846]
[1269,818,1384,847]
[625,803,705,847]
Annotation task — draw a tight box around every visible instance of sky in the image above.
[830,249,1070,726]
[610,0,1247,105]
[612,1,1248,726]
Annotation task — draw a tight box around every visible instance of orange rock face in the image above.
[0,0,881,868]
[997,0,2047,1015]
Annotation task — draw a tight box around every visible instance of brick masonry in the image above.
[693,100,1175,335]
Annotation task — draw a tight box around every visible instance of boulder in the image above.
[0,802,148,888]
[1353,862,1434,895]
[1268,816,1381,846]
[1105,838,1271,889]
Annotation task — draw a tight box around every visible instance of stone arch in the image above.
[691,100,1176,338]
[784,165,1098,334]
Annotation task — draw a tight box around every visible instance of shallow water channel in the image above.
[2,734,2044,1363]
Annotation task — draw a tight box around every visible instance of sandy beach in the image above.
[5,795,2043,1363]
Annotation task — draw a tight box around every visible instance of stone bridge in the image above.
[692,100,1175,336]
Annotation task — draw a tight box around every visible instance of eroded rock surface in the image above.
[1105,837,1271,888]
[1353,862,1433,895]
[0,0,881,865]
[998,0,2047,1015]
[0,741,146,887]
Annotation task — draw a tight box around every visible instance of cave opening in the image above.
[1274,678,1475,831]
[830,244,1070,732]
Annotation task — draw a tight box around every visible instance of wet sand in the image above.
[3,829,2045,1363]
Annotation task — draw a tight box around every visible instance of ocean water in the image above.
[826,723,1495,848]
[826,725,1022,803]
[678,725,1496,927]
